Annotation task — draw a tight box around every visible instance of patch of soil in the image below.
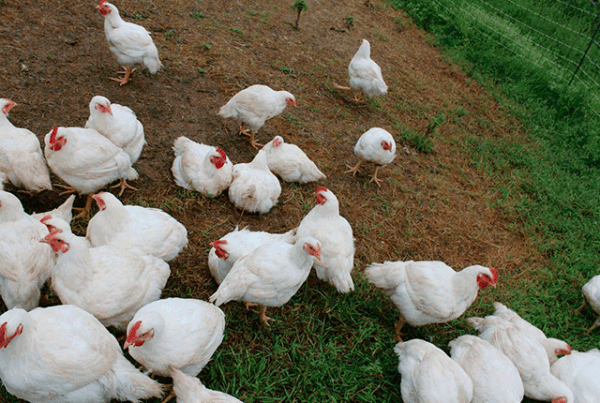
[0,0,543,400]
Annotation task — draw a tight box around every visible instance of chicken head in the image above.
[1,99,16,115]
[209,148,228,169]
[285,97,297,106]
[92,193,107,211]
[210,240,229,259]
[48,127,67,152]
[124,320,155,348]
[476,267,498,289]
[41,229,70,253]
[91,96,112,115]
[0,322,23,349]
[381,140,393,151]
[97,0,112,15]
[315,187,328,205]
[302,239,322,260]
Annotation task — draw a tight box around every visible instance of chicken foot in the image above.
[238,124,262,148]
[160,384,175,403]
[111,178,138,197]
[586,318,600,335]
[345,161,362,176]
[109,66,137,86]
[72,195,93,220]
[574,300,586,314]
[369,166,384,187]
[394,315,406,342]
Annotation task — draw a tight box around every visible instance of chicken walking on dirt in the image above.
[345,127,396,187]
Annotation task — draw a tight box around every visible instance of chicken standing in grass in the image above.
[124,298,225,378]
[296,187,355,293]
[209,237,321,325]
[334,39,388,99]
[169,366,244,403]
[0,305,163,403]
[219,84,296,148]
[171,136,233,197]
[345,127,396,187]
[86,191,188,262]
[365,260,497,340]
[0,99,52,191]
[98,0,162,85]
[395,339,473,403]
[208,226,297,284]
[228,150,281,214]
[577,274,600,334]
[492,302,571,365]
[44,126,138,218]
[261,136,325,183]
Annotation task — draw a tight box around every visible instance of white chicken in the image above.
[41,228,170,330]
[86,191,188,262]
[395,339,473,403]
[170,366,244,403]
[578,274,600,334]
[334,39,388,99]
[492,302,571,365]
[365,260,497,340]
[296,187,355,293]
[449,334,524,403]
[261,136,325,183]
[44,126,138,218]
[0,305,163,403]
[209,237,321,325]
[551,349,600,403]
[208,226,297,284]
[228,150,281,214]
[468,315,574,403]
[124,298,225,377]
[0,190,53,311]
[85,95,145,164]
[345,127,396,187]
[0,98,52,191]
[219,84,296,148]
[97,0,162,85]
[171,136,233,197]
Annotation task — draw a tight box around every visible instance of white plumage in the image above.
[346,127,396,186]
[86,191,188,262]
[335,39,387,98]
[0,190,53,311]
[261,136,325,183]
[209,237,321,325]
[0,171,6,190]
[85,95,145,163]
[98,0,162,85]
[468,315,574,403]
[208,226,297,285]
[42,228,170,330]
[171,136,233,197]
[296,187,355,293]
[582,274,600,334]
[551,349,600,403]
[228,150,281,214]
[219,84,296,147]
[170,366,244,403]
[492,302,571,365]
[31,195,75,224]
[0,99,52,191]
[124,298,225,377]
[0,305,163,403]
[365,260,497,339]
[449,334,524,403]
[395,339,473,403]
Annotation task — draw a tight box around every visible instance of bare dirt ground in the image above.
[1,0,544,400]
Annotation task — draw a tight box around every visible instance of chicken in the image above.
[468,315,574,403]
[394,339,473,403]
[86,191,188,262]
[85,95,145,165]
[365,260,497,340]
[228,150,281,214]
[0,99,52,191]
[578,274,600,334]
[41,228,170,330]
[449,334,524,403]
[492,301,571,365]
[333,39,388,99]
[171,136,233,197]
[0,305,163,403]
[0,170,6,190]
[345,127,396,187]
[208,226,297,284]
[261,136,325,183]
[170,366,244,403]
[44,126,138,218]
[124,298,225,379]
[97,0,162,85]
[0,190,53,310]
[209,237,321,325]
[296,187,355,293]
[219,84,296,148]
[551,349,600,403]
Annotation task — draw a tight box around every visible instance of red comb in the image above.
[215,148,227,160]
[49,127,58,144]
[40,215,52,224]
[210,239,227,247]
[315,187,327,194]
[126,320,142,343]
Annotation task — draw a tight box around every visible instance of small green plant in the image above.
[165,30,177,38]
[425,113,446,137]
[203,43,212,50]
[292,0,307,30]
[198,68,207,74]
[344,16,354,29]
[402,129,433,154]
[190,12,204,19]
[134,12,143,20]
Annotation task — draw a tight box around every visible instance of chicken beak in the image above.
[40,237,50,245]
[123,340,132,349]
